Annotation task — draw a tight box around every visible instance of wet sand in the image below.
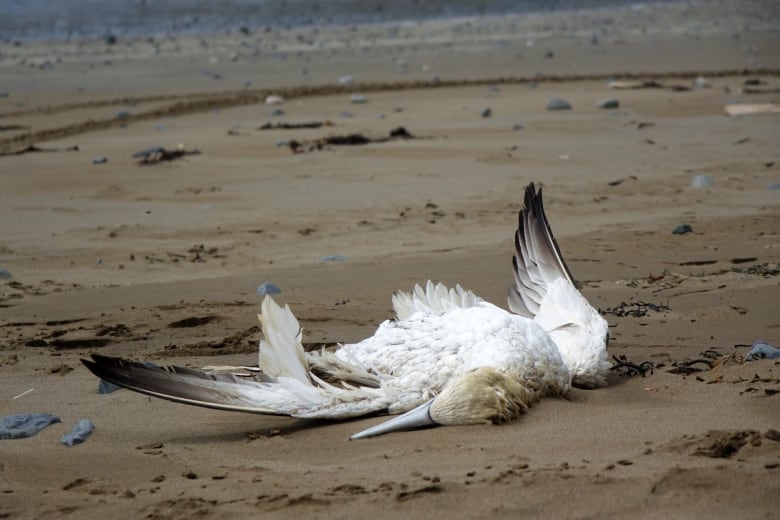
[1,1,779,518]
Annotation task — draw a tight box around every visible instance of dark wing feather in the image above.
[507,183,577,318]
[82,354,284,415]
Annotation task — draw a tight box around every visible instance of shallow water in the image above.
[1,0,669,40]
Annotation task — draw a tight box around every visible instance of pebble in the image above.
[92,157,108,165]
[257,282,282,295]
[265,95,284,105]
[546,97,572,111]
[0,414,60,440]
[690,175,714,189]
[513,123,524,131]
[350,94,368,104]
[672,224,693,235]
[339,75,353,85]
[0,269,12,279]
[481,108,492,118]
[596,98,619,109]
[745,340,780,360]
[61,419,95,447]
[694,76,711,89]
[320,255,347,263]
[269,108,285,116]
[116,110,130,120]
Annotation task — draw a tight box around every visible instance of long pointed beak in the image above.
[350,399,438,440]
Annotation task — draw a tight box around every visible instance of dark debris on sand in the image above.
[133,146,201,165]
[610,355,654,377]
[600,300,670,317]
[288,126,415,153]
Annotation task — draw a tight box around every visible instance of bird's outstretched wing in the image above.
[507,183,576,318]
[82,297,393,419]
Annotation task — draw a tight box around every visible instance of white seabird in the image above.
[82,183,611,439]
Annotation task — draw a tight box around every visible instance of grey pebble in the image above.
[0,413,60,440]
[690,175,714,189]
[92,157,108,165]
[596,98,619,109]
[61,419,95,447]
[0,269,12,279]
[257,282,282,295]
[546,97,572,111]
[320,255,347,263]
[672,224,693,235]
[745,340,780,360]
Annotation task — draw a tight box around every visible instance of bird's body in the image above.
[83,183,610,438]
[334,297,570,415]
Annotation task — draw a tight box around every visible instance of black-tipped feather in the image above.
[507,183,577,318]
[82,354,283,415]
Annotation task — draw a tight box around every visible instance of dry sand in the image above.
[1,1,779,518]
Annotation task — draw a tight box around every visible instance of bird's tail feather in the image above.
[257,296,311,385]
[392,280,482,320]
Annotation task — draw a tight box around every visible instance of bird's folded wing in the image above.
[507,183,576,318]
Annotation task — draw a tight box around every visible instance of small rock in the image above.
[92,157,108,165]
[116,110,130,120]
[0,269,12,279]
[546,97,572,111]
[269,108,285,117]
[690,175,714,189]
[694,76,711,89]
[257,282,281,296]
[265,95,284,105]
[481,108,492,118]
[596,98,619,109]
[350,94,367,104]
[320,255,347,263]
[672,224,693,235]
[745,340,780,360]
[104,34,117,45]
[513,123,524,131]
[339,75,353,85]
[61,419,95,447]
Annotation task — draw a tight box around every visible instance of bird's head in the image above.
[350,367,536,439]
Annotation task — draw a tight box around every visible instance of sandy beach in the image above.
[1,1,779,518]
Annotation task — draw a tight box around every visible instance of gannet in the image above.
[82,183,611,439]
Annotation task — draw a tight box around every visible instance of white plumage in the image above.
[82,183,610,438]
